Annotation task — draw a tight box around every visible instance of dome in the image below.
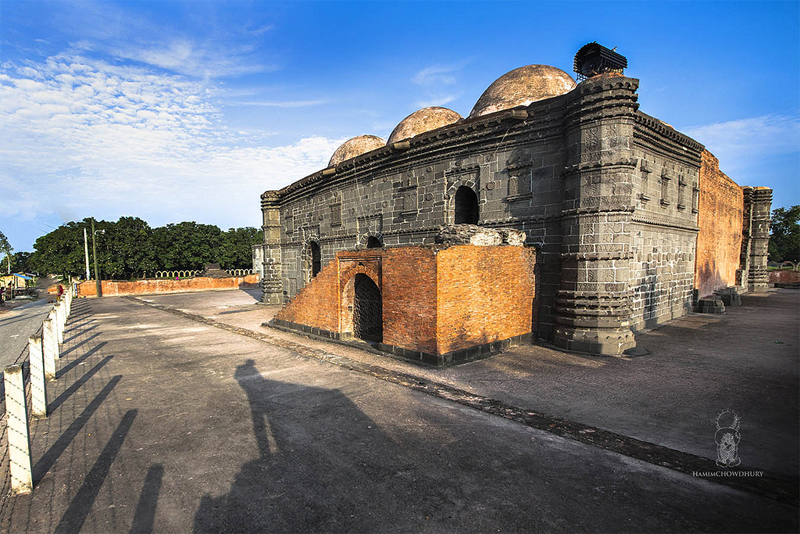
[386,107,463,145]
[328,135,386,167]
[469,65,576,118]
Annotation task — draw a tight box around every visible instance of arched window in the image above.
[366,236,382,248]
[454,186,479,224]
[353,274,382,342]
[310,241,321,277]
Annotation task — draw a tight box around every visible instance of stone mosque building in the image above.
[255,43,772,364]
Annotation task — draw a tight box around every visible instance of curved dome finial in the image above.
[387,107,463,145]
[328,135,386,167]
[469,65,576,118]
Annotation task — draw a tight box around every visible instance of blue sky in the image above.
[1,0,798,253]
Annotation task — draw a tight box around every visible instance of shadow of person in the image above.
[193,360,416,533]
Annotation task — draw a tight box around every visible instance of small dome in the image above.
[469,65,576,118]
[387,107,463,145]
[328,135,386,167]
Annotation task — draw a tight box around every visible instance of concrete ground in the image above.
[0,299,55,369]
[0,288,797,532]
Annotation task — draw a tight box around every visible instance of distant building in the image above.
[257,44,771,357]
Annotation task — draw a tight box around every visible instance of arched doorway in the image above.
[310,241,321,277]
[353,273,382,342]
[366,236,382,248]
[454,186,479,224]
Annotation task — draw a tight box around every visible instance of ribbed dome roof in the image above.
[387,107,463,145]
[469,65,576,118]
[328,135,386,167]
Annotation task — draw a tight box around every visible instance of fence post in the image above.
[54,303,64,345]
[43,317,59,368]
[3,365,33,494]
[28,335,48,418]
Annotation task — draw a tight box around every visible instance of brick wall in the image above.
[695,150,744,297]
[274,257,341,332]
[436,246,535,354]
[272,244,536,362]
[769,270,800,285]
[77,274,259,297]
[381,247,438,355]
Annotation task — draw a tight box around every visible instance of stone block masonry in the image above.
[273,243,535,366]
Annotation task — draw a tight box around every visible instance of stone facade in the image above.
[259,57,772,356]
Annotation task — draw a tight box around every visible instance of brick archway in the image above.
[339,264,381,337]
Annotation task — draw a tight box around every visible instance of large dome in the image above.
[469,65,576,118]
[328,135,386,167]
[387,107,463,145]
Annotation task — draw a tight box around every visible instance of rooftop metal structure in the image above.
[574,42,628,81]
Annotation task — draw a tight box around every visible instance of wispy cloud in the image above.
[412,60,470,86]
[683,115,800,172]
[414,94,461,109]
[45,1,279,79]
[233,100,328,108]
[0,53,341,233]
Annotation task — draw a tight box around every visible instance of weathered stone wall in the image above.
[77,274,259,297]
[695,151,744,298]
[628,112,703,331]
[269,98,569,339]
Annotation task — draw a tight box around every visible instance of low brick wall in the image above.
[275,244,535,365]
[77,274,260,297]
[769,270,800,285]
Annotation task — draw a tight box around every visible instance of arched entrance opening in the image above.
[353,273,382,342]
[310,241,321,277]
[454,186,479,224]
[366,236,382,248]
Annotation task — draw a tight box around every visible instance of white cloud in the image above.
[233,100,328,108]
[683,115,800,172]
[414,94,461,109]
[0,52,342,233]
[412,61,470,86]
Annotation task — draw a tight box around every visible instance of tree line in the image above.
[2,217,262,280]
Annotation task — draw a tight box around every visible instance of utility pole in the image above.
[83,227,91,281]
[91,218,102,298]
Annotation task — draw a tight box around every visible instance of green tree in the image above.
[29,221,88,278]
[98,217,157,279]
[152,222,223,270]
[10,252,34,274]
[219,227,261,269]
[769,205,800,263]
[0,230,12,274]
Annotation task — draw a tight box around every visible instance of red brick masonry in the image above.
[695,150,744,297]
[274,245,536,366]
[77,274,260,297]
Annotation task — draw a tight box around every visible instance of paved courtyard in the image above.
[1,288,797,532]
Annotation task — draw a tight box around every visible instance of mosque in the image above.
[255,43,771,362]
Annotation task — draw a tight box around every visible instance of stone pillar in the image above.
[28,335,48,418]
[260,190,284,305]
[554,74,638,355]
[745,186,773,292]
[3,365,33,494]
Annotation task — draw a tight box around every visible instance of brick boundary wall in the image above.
[695,150,744,298]
[769,270,800,285]
[77,274,260,297]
